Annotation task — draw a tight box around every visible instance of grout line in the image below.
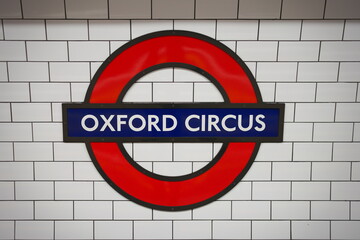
[53,220,55,240]
[47,62,51,82]
[24,41,29,62]
[14,220,16,239]
[50,103,54,122]
[150,0,153,19]
[323,0,327,19]
[1,20,5,40]
[112,200,114,220]
[237,0,240,19]
[342,19,346,41]
[130,20,132,40]
[3,17,360,21]
[194,0,196,19]
[5,61,10,82]
[250,181,253,200]
[318,41,322,62]
[107,0,110,20]
[250,220,252,240]
[69,82,73,102]
[19,0,24,19]
[279,0,284,19]
[349,199,352,220]
[66,41,70,63]
[132,220,134,239]
[192,82,195,102]
[52,142,55,161]
[93,220,95,240]
[30,122,34,142]
[63,0,67,19]
[13,180,16,200]
[2,39,360,42]
[93,181,95,201]
[9,102,13,122]
[44,20,48,41]
[151,82,154,102]
[215,19,217,39]
[87,19,90,41]
[32,201,35,220]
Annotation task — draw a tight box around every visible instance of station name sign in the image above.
[61,30,286,211]
[63,103,284,142]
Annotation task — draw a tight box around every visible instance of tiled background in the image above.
[1,0,360,239]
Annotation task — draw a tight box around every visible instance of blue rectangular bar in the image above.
[63,103,284,142]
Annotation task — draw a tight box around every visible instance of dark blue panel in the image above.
[65,105,282,140]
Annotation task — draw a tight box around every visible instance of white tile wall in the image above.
[216,20,258,40]
[311,201,349,220]
[3,20,46,40]
[292,182,330,200]
[0,41,26,61]
[339,62,360,82]
[9,62,49,82]
[252,221,290,239]
[95,221,132,239]
[174,20,216,38]
[27,42,68,61]
[320,42,360,61]
[15,182,54,200]
[50,62,90,82]
[131,20,173,39]
[237,41,278,61]
[14,142,53,161]
[259,20,301,40]
[68,41,109,61]
[0,19,359,240]
[134,221,172,239]
[298,62,339,82]
[257,62,297,82]
[278,42,320,61]
[213,221,251,239]
[301,20,344,40]
[344,20,360,40]
[89,20,130,40]
[292,221,330,239]
[15,221,53,240]
[55,221,93,239]
[272,201,309,219]
[232,201,270,219]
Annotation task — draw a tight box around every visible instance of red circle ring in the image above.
[85,31,263,211]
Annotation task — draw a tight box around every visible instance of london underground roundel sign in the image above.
[63,31,284,211]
